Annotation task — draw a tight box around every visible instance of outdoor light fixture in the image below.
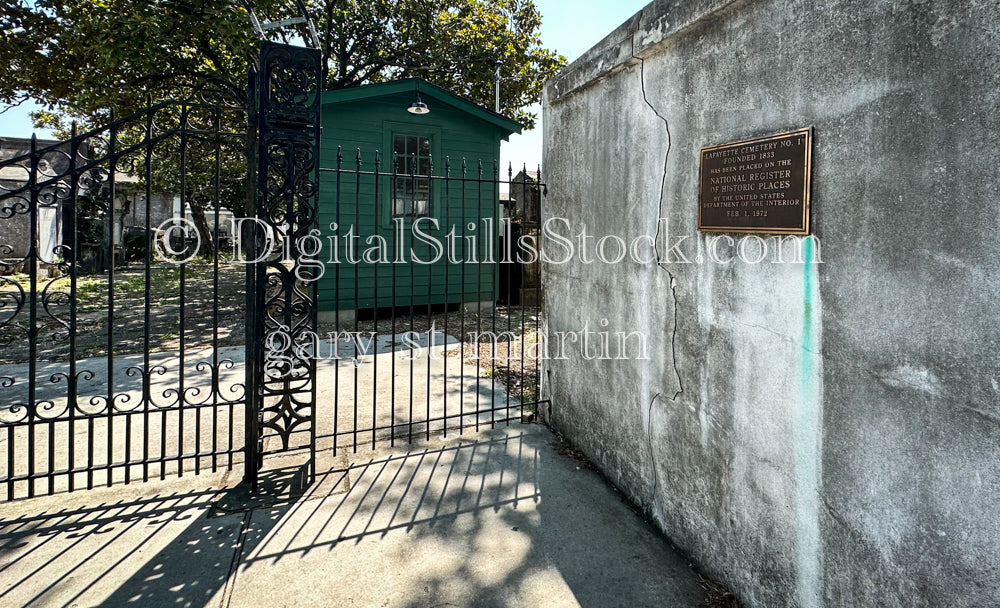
[407,92,430,115]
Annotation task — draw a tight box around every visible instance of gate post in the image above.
[245,41,322,491]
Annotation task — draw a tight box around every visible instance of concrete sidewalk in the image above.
[0,423,706,608]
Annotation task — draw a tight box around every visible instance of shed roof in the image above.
[321,78,523,137]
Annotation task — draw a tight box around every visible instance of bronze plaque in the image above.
[698,127,813,234]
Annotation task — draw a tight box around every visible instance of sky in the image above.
[500,0,650,171]
[0,0,652,169]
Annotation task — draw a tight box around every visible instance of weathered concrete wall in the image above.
[541,1,1000,607]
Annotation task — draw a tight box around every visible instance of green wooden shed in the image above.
[317,78,522,322]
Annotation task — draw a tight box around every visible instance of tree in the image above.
[315,0,563,129]
[0,0,565,255]
[0,1,259,122]
[2,0,263,256]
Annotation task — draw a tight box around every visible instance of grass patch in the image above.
[0,259,245,363]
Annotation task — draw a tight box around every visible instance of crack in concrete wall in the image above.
[630,10,685,526]
[631,14,685,407]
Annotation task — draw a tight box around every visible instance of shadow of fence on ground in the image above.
[0,433,540,608]
[0,427,702,607]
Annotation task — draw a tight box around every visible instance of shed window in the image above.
[392,134,432,218]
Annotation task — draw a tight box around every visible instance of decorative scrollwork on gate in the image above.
[245,41,322,484]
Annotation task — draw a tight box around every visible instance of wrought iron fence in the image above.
[313,153,546,455]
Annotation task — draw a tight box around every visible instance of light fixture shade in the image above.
[407,92,430,114]
[407,101,429,114]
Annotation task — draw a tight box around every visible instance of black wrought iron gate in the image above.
[0,39,321,500]
[0,34,544,501]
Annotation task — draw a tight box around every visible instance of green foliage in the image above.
[1,0,565,129]
[1,0,260,120]
[317,0,565,129]
[1,0,564,257]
